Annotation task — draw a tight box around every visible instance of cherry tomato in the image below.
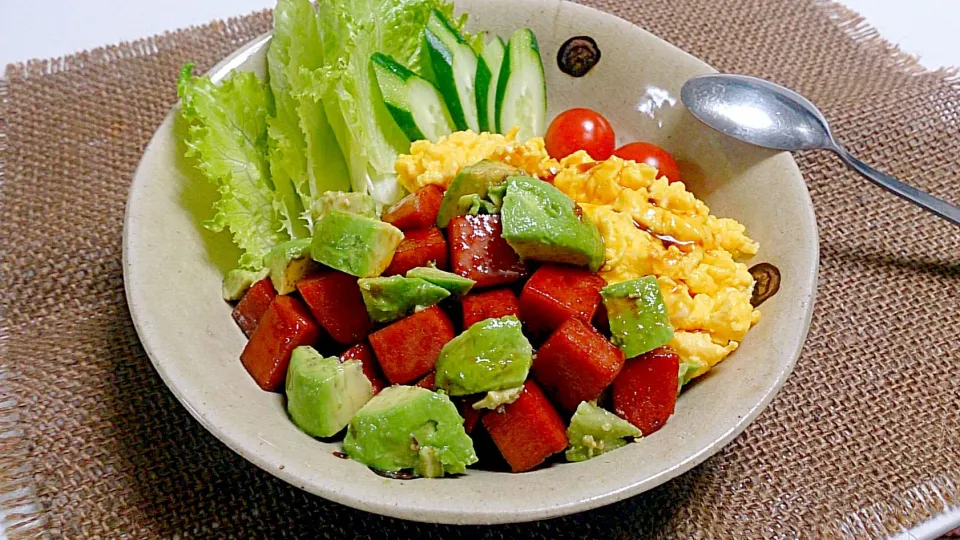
[544,108,616,161]
[613,142,682,182]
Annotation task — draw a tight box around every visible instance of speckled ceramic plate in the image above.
[123,0,818,525]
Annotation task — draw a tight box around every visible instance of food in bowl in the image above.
[177,0,767,478]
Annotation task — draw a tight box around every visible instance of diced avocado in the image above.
[405,267,476,296]
[357,276,451,323]
[678,356,708,394]
[222,267,270,301]
[500,176,604,271]
[310,191,378,220]
[343,385,478,476]
[471,385,523,410]
[285,346,374,438]
[263,238,316,294]
[436,160,524,227]
[601,276,674,358]
[566,401,641,462]
[435,316,532,396]
[310,210,404,278]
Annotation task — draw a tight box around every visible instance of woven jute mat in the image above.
[1,0,958,537]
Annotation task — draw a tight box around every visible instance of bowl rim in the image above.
[122,0,819,524]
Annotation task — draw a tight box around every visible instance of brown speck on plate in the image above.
[332,451,349,460]
[749,263,781,307]
[558,36,601,77]
[371,468,416,480]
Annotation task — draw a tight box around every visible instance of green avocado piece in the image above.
[471,385,523,410]
[405,267,476,296]
[309,191,378,221]
[263,238,317,294]
[677,356,708,394]
[222,267,270,301]
[435,316,532,396]
[357,276,451,323]
[601,276,674,358]
[285,346,374,438]
[500,176,605,271]
[436,160,524,227]
[565,401,641,462]
[343,385,478,476]
[310,210,404,277]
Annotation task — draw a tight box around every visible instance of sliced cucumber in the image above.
[496,28,547,141]
[372,53,456,143]
[475,36,505,133]
[422,9,480,132]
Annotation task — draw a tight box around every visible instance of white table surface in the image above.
[0,1,957,538]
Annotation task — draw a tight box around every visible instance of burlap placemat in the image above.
[1,0,958,537]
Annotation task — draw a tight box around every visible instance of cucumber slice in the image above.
[371,53,455,142]
[475,36,505,133]
[496,28,547,141]
[422,10,480,132]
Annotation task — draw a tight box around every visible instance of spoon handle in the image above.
[831,146,960,226]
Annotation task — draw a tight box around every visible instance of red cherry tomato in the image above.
[613,142,682,182]
[544,108,616,161]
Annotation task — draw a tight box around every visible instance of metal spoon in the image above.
[680,74,960,226]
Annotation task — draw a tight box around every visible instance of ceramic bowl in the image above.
[123,0,818,524]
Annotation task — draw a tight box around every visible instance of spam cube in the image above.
[448,214,530,288]
[382,184,445,231]
[383,227,448,276]
[297,271,373,344]
[520,264,606,336]
[240,296,321,392]
[532,317,625,411]
[455,397,484,435]
[368,305,455,385]
[232,278,277,337]
[340,342,388,395]
[483,380,568,472]
[415,372,436,390]
[612,347,680,435]
[461,288,520,329]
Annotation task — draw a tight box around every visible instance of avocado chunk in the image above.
[436,160,524,227]
[601,276,674,358]
[222,267,270,301]
[309,191,378,221]
[500,176,605,271]
[343,385,478,476]
[471,385,523,410]
[405,266,476,296]
[285,346,374,438]
[435,316,532,396]
[566,401,641,462]
[263,238,317,294]
[310,210,404,278]
[357,276,451,323]
[678,356,708,393]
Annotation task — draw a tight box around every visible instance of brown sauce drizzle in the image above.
[332,451,349,460]
[557,36,601,77]
[370,468,416,480]
[749,263,781,307]
[632,219,696,252]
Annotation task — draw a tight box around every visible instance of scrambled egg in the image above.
[395,131,761,383]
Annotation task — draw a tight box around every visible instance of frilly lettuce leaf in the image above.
[177,64,286,269]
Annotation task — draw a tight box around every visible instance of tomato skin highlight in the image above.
[613,142,682,182]
[544,108,616,161]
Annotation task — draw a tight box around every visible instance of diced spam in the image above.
[532,317,625,411]
[240,296,321,392]
[383,227,448,277]
[297,271,373,344]
[368,305,456,385]
[456,396,484,434]
[461,288,521,329]
[382,185,445,231]
[341,342,388,395]
[448,214,530,288]
[232,278,277,337]
[612,347,680,435]
[519,264,606,336]
[482,380,568,473]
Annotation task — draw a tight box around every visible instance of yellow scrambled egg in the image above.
[395,131,761,383]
